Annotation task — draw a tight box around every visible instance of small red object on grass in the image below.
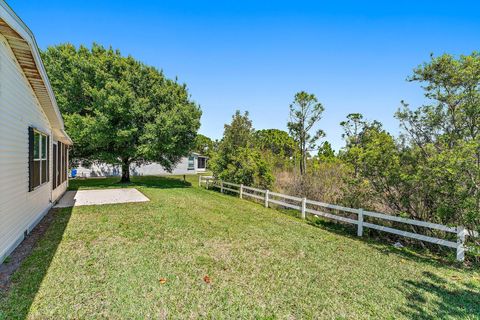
[203,275,211,284]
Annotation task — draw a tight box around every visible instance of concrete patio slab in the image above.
[54,189,150,208]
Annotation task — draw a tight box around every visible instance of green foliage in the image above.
[317,141,336,162]
[216,147,274,188]
[395,52,480,231]
[41,43,201,182]
[254,129,296,158]
[339,119,397,209]
[211,111,273,187]
[193,134,216,158]
[338,53,480,242]
[254,129,296,170]
[340,113,383,177]
[220,110,254,151]
[287,91,325,175]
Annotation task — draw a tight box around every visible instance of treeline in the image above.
[198,52,480,257]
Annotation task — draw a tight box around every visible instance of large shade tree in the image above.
[42,43,201,182]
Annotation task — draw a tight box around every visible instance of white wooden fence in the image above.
[199,176,478,262]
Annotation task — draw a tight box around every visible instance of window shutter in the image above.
[28,127,34,192]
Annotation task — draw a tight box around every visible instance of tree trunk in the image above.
[300,139,307,175]
[302,151,307,175]
[300,152,305,175]
[120,159,130,183]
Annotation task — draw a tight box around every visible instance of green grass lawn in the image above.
[1,176,479,319]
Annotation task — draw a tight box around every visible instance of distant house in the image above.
[75,153,208,178]
[0,1,72,263]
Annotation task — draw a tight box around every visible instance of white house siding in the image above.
[131,158,195,176]
[75,156,207,178]
[75,163,121,178]
[0,34,54,262]
[52,174,68,203]
[51,142,69,203]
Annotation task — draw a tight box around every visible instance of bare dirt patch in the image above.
[0,210,56,291]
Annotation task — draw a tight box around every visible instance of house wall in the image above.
[75,156,206,178]
[75,163,121,178]
[52,154,68,203]
[0,34,62,262]
[131,158,194,176]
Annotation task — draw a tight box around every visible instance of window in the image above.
[188,156,195,170]
[29,127,49,191]
[53,144,57,189]
[198,157,206,169]
[55,141,69,187]
[64,144,68,181]
[57,142,62,186]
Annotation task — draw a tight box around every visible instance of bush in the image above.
[212,147,273,188]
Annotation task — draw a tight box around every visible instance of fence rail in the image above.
[198,176,478,262]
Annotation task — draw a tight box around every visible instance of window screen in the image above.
[188,156,195,170]
[29,128,49,191]
[198,157,206,169]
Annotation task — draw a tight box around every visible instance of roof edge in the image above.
[0,0,72,144]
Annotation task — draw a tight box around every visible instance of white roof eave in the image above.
[0,0,72,145]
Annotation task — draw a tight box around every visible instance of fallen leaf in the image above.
[203,275,211,284]
[159,278,167,284]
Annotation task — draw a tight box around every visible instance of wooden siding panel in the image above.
[0,35,53,261]
[0,16,68,140]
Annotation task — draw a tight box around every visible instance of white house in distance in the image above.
[0,1,72,263]
[75,153,208,178]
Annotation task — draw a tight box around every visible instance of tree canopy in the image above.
[42,43,201,182]
[254,129,296,170]
[287,91,325,175]
[254,129,296,158]
[395,52,480,229]
[193,134,216,158]
[338,53,480,233]
[211,111,273,188]
[317,141,336,162]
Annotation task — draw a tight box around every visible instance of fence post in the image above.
[198,175,202,187]
[301,198,307,219]
[220,180,224,193]
[265,190,269,208]
[357,208,364,237]
[206,179,209,190]
[457,226,466,262]
[240,184,243,199]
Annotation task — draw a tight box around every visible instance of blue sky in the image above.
[8,1,480,150]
